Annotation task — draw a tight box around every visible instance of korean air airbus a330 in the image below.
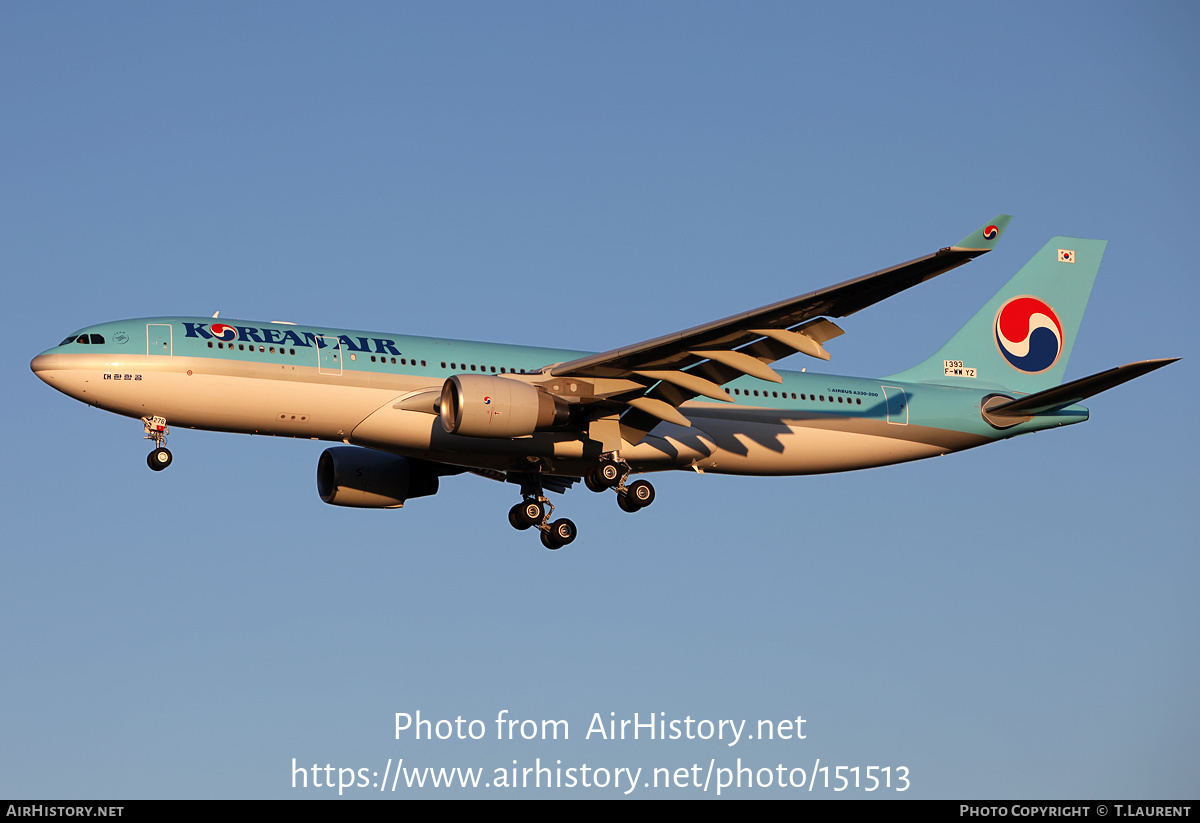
[31,217,1176,549]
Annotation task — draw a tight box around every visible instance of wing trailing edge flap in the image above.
[986,359,1179,417]
[750,318,844,361]
[625,396,692,427]
[628,317,845,401]
[633,369,734,403]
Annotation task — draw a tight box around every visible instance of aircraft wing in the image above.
[548,215,1012,441]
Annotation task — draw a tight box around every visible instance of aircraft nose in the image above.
[30,351,92,400]
[31,353,56,385]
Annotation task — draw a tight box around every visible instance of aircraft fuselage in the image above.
[31,315,1086,480]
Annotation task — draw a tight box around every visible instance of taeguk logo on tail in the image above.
[994,296,1063,374]
[983,225,999,240]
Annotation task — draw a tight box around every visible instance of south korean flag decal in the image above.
[1058,249,1075,263]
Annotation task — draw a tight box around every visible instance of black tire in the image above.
[597,460,621,488]
[517,499,545,527]
[584,469,607,493]
[540,531,561,550]
[616,492,642,513]
[147,447,173,471]
[548,518,577,546]
[509,503,533,531]
[627,479,655,508]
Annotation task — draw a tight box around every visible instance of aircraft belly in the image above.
[690,415,963,476]
[155,372,394,436]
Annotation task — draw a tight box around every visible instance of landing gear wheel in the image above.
[540,518,577,550]
[516,499,545,527]
[509,503,534,531]
[550,518,576,545]
[596,460,622,488]
[617,492,641,513]
[584,470,607,493]
[147,447,173,471]
[626,479,655,508]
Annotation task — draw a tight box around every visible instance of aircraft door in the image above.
[318,336,342,375]
[147,324,172,357]
[880,385,908,425]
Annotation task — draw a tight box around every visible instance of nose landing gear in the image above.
[142,416,173,472]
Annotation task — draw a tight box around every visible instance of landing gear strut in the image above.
[507,475,576,550]
[142,416,173,472]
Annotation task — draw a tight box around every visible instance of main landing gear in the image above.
[142,416,173,472]
[505,457,658,550]
[507,475,577,550]
[584,455,655,514]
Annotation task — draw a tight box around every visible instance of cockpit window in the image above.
[61,333,104,346]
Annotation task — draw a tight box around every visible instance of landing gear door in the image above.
[147,324,172,357]
[881,385,908,425]
[318,335,342,375]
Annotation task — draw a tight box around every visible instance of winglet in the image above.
[953,214,1013,252]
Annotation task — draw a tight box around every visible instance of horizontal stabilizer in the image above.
[987,358,1179,417]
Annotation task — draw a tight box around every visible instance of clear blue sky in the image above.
[3,1,1196,798]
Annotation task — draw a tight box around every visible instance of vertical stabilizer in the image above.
[887,237,1106,393]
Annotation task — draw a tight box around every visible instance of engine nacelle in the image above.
[316,447,440,508]
[439,374,569,438]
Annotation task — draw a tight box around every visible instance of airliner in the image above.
[30,216,1176,549]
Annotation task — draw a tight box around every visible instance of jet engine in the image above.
[439,374,569,438]
[316,447,440,508]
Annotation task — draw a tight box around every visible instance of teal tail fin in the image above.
[887,236,1107,393]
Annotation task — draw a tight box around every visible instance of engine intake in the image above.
[317,447,440,508]
[439,374,569,438]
